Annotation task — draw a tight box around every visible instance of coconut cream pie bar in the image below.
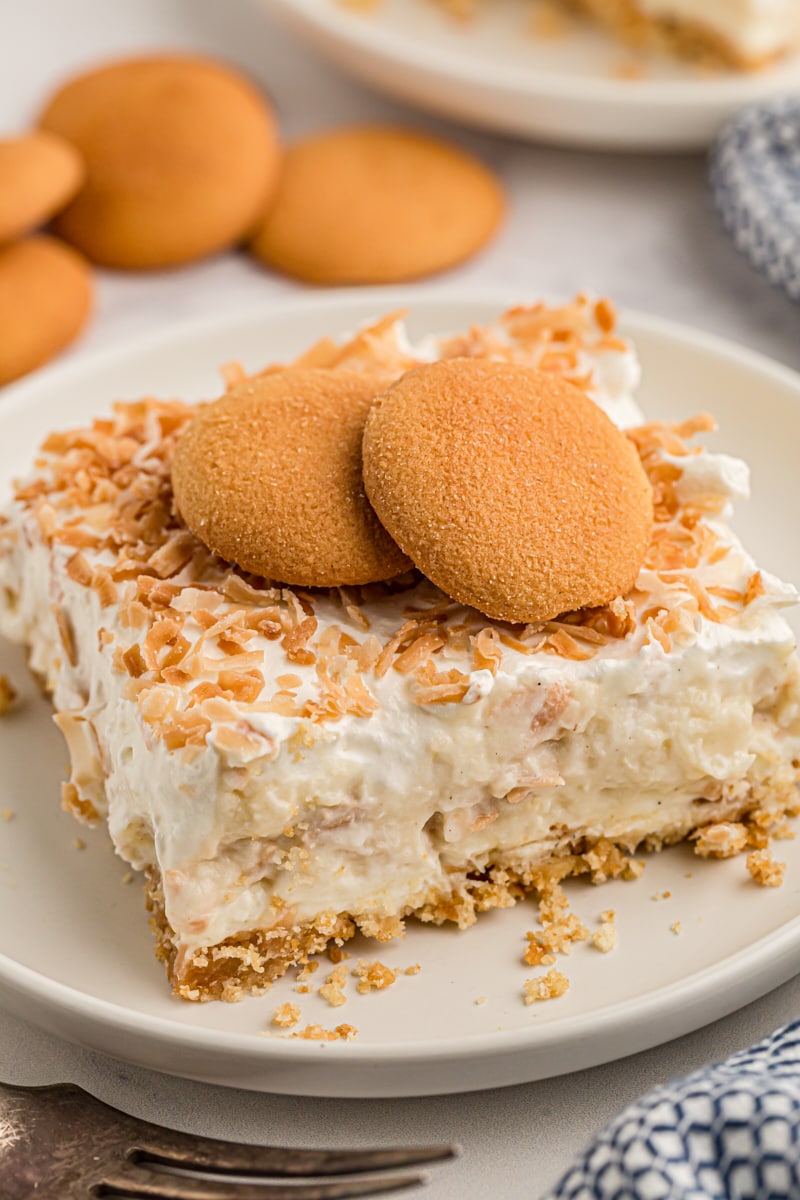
[1,297,799,1001]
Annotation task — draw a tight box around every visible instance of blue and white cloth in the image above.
[546,1020,800,1199]
[710,97,800,303]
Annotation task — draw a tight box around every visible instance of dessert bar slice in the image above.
[1,299,798,1000]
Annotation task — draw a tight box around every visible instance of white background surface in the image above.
[2,1,800,1196]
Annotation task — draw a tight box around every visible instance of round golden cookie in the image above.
[0,132,85,245]
[39,55,280,269]
[362,360,654,623]
[248,125,505,284]
[172,369,412,587]
[0,235,92,386]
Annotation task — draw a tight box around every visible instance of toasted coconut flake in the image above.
[594,297,616,333]
[53,608,77,666]
[119,644,147,678]
[65,551,93,586]
[393,630,446,674]
[91,567,118,608]
[283,616,318,666]
[472,627,503,674]
[544,629,595,661]
[217,669,265,704]
[352,634,382,672]
[147,531,198,579]
[161,710,212,751]
[745,572,765,606]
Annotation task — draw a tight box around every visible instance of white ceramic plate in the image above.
[268,0,800,151]
[1,291,799,1098]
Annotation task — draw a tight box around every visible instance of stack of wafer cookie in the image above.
[2,53,505,384]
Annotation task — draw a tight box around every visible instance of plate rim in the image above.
[1,287,800,1084]
[269,0,800,108]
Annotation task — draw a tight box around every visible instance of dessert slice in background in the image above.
[563,0,800,69]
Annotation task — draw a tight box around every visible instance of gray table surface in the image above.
[2,3,799,1197]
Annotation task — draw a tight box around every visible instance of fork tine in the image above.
[133,1129,458,1178]
[98,1163,426,1199]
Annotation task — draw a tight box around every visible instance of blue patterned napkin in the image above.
[545,1020,800,1199]
[710,96,800,303]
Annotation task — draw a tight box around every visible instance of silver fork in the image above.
[0,1081,458,1200]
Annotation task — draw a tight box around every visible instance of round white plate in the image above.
[268,0,800,151]
[0,291,799,1098]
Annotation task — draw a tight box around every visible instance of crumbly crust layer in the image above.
[148,779,800,1001]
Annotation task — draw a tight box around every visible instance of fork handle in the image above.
[1,1084,76,1199]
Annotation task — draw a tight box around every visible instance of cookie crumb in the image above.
[746,849,785,888]
[404,963,421,976]
[121,871,134,884]
[292,1023,357,1041]
[72,837,86,850]
[319,964,349,1008]
[523,969,569,1005]
[353,960,397,994]
[0,676,17,715]
[1,808,14,822]
[525,881,588,963]
[693,822,748,859]
[591,920,618,954]
[328,945,350,965]
[297,960,320,981]
[670,920,682,935]
[273,1002,301,1028]
[475,995,487,1006]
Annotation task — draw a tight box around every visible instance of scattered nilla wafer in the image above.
[362,359,653,623]
[249,125,504,284]
[0,131,85,245]
[0,235,92,385]
[39,55,281,269]
[172,369,412,587]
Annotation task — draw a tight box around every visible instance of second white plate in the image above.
[0,291,799,1097]
[269,0,800,151]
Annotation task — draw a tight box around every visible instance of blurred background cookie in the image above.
[0,131,85,245]
[0,235,92,385]
[362,359,653,623]
[39,55,281,269]
[249,125,505,284]
[172,368,412,587]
